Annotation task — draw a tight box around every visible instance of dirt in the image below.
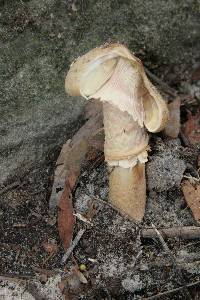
[1,106,200,299]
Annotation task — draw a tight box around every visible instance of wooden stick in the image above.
[61,229,85,264]
[144,280,200,299]
[145,67,177,97]
[151,223,170,253]
[150,224,191,298]
[142,226,200,240]
[0,274,34,282]
[0,181,20,196]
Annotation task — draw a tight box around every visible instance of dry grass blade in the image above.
[144,280,200,299]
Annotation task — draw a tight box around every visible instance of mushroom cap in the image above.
[65,43,169,132]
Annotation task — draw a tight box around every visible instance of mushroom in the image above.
[65,43,169,221]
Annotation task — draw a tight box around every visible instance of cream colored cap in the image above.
[65,43,169,132]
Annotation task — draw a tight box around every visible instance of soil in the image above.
[0,87,200,299]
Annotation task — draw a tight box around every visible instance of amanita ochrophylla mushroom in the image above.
[65,44,169,221]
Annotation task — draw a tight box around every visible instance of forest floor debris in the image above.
[1,72,200,299]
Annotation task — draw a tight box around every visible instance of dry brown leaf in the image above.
[182,180,200,223]
[182,110,200,145]
[58,279,72,300]
[49,102,103,249]
[74,269,88,284]
[85,200,98,220]
[57,178,76,250]
[198,155,200,168]
[42,239,58,254]
[58,279,67,293]
[164,97,181,138]
[83,99,102,120]
[49,106,103,209]
[192,67,200,81]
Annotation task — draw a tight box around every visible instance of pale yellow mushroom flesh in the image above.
[103,102,148,220]
[65,44,169,221]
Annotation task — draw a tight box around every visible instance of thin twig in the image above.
[145,67,177,97]
[33,267,61,276]
[183,175,200,182]
[0,274,34,282]
[142,226,200,240]
[151,223,170,253]
[93,196,116,210]
[132,249,142,268]
[0,181,20,196]
[144,280,200,299]
[61,229,85,264]
[74,212,93,225]
[151,223,191,299]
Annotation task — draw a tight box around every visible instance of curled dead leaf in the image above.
[49,102,103,250]
[182,110,200,145]
[74,269,88,284]
[192,67,200,81]
[42,239,58,254]
[182,180,200,223]
[49,106,103,209]
[164,97,181,138]
[57,178,76,250]
[198,155,200,168]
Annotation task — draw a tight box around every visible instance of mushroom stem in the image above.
[65,43,169,221]
[103,102,148,221]
[109,164,146,221]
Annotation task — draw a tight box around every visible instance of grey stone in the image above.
[147,155,186,192]
[0,0,199,183]
[146,139,186,192]
[180,81,200,100]
[28,0,57,18]
[0,274,63,300]
[122,275,143,293]
[74,193,92,213]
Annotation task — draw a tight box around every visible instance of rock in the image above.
[35,274,63,300]
[0,275,63,300]
[0,0,199,183]
[74,193,92,214]
[28,0,57,18]
[0,38,84,183]
[122,275,143,293]
[180,81,200,101]
[147,139,186,192]
[0,280,35,300]
[147,155,186,192]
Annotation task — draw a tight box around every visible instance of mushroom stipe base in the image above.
[109,163,146,221]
